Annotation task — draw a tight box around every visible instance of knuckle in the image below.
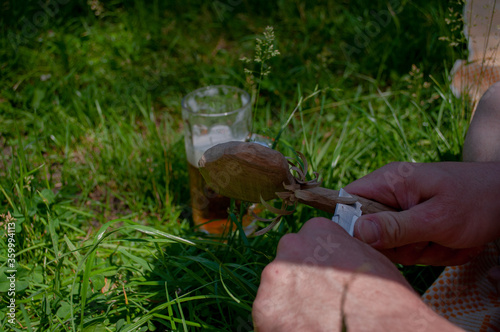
[385,161,402,172]
[278,233,302,250]
[385,161,399,168]
[276,233,308,259]
[419,208,440,226]
[381,212,405,246]
[260,261,282,282]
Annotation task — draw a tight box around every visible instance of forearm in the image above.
[468,162,500,242]
[463,81,500,162]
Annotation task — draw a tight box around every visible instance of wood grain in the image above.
[295,187,397,215]
[198,141,294,202]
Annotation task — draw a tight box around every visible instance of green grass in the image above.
[0,0,471,330]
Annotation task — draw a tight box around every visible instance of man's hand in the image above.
[344,162,500,266]
[252,218,460,331]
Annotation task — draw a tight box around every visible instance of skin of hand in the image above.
[252,217,462,332]
[344,161,500,266]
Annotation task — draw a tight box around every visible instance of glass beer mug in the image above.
[182,85,252,234]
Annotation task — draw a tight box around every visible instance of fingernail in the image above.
[356,219,380,245]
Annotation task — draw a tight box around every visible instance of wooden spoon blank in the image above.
[294,187,396,214]
[198,141,396,215]
[198,141,295,202]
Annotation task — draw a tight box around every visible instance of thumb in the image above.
[354,209,429,249]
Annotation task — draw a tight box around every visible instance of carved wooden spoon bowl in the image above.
[198,141,395,215]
